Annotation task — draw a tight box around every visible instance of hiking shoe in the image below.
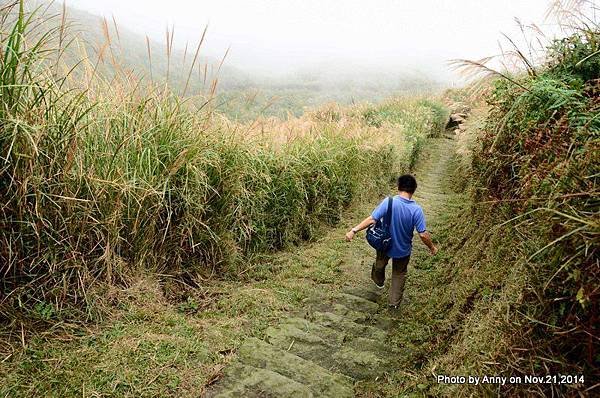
[388,298,410,311]
[373,280,384,289]
[388,304,401,316]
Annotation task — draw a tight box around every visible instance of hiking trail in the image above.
[206,133,457,397]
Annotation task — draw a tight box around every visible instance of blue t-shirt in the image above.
[371,195,426,258]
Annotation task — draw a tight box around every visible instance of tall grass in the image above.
[0,2,445,323]
[437,2,599,395]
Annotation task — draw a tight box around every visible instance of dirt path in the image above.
[206,134,457,397]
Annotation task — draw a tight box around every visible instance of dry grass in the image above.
[0,3,448,396]
[0,1,445,329]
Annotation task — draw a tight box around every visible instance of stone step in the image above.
[235,337,354,398]
[342,286,381,303]
[329,303,373,323]
[333,292,380,313]
[329,303,397,331]
[282,317,346,346]
[207,362,313,398]
[310,311,388,340]
[305,300,396,332]
[281,317,399,356]
[265,324,394,380]
[302,291,379,315]
[303,291,395,331]
[371,315,397,330]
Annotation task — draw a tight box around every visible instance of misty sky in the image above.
[63,0,559,82]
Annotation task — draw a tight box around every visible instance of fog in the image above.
[62,0,557,85]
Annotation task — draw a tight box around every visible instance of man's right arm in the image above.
[419,231,438,255]
[415,207,437,255]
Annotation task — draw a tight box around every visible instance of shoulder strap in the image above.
[384,196,393,228]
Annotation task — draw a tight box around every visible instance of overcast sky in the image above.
[62,0,561,82]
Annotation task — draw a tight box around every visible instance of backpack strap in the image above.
[384,196,393,228]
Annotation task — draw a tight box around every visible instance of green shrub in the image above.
[469,26,599,394]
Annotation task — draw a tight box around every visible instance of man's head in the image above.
[397,174,417,194]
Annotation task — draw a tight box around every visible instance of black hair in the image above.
[397,174,417,194]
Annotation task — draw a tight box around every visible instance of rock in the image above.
[341,286,381,303]
[265,323,331,349]
[281,318,398,356]
[265,324,389,379]
[450,114,465,122]
[282,317,346,346]
[329,303,371,323]
[265,317,403,380]
[446,116,462,129]
[330,346,387,379]
[450,102,471,114]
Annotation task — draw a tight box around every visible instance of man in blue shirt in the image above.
[345,175,437,308]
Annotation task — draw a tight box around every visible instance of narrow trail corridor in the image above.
[207,134,458,397]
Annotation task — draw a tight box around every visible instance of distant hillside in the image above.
[29,1,445,120]
[28,1,251,93]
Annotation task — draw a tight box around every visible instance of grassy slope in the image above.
[1,132,457,398]
[0,188,385,397]
[424,25,599,395]
[363,89,596,397]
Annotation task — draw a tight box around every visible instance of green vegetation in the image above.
[0,183,420,398]
[361,16,599,397]
[216,76,445,121]
[0,4,446,396]
[461,27,599,394]
[361,98,448,169]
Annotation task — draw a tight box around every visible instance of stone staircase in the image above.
[206,286,401,397]
[206,135,458,397]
